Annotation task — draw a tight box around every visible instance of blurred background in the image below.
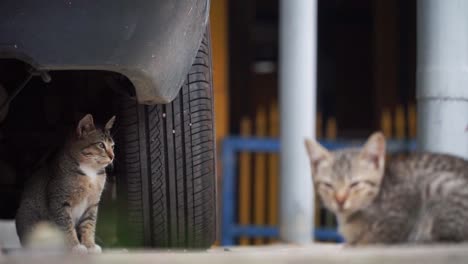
[210,0,417,246]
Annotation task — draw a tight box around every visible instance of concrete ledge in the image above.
[0,220,20,249]
[3,244,468,264]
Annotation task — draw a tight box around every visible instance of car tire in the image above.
[115,30,216,248]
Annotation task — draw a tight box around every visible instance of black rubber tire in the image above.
[115,31,216,248]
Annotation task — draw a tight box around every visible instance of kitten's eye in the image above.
[320,182,334,189]
[98,142,105,149]
[349,181,360,188]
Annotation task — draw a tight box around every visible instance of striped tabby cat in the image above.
[16,114,115,253]
[305,132,468,245]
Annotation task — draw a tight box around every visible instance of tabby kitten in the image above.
[305,132,468,245]
[16,114,115,253]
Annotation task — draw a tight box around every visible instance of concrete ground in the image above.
[0,244,468,264]
[2,220,468,264]
[0,220,20,249]
[1,244,468,264]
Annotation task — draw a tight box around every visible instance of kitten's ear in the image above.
[105,116,116,131]
[360,131,386,170]
[77,114,96,138]
[304,138,332,171]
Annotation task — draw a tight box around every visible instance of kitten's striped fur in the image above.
[16,114,115,253]
[305,132,468,245]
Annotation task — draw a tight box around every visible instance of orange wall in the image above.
[210,0,229,144]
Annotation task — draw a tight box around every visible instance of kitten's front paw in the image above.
[342,243,355,248]
[71,244,88,254]
[87,244,102,254]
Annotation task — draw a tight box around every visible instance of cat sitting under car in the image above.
[15,114,115,254]
[305,132,468,245]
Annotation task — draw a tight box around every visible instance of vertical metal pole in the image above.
[221,140,236,246]
[279,0,317,243]
[417,0,468,159]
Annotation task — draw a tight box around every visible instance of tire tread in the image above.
[117,30,215,248]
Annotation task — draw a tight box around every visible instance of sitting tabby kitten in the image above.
[16,114,115,253]
[305,132,468,245]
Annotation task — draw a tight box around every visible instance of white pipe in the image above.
[417,0,468,159]
[279,0,317,244]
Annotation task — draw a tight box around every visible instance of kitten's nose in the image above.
[335,193,348,207]
[107,150,114,160]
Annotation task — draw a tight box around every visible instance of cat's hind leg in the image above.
[15,203,43,246]
[430,199,468,242]
[412,173,468,243]
[407,209,434,243]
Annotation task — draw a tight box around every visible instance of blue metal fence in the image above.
[221,136,417,246]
